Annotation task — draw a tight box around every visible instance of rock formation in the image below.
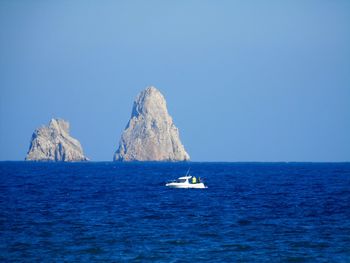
[25,119,89,161]
[114,86,190,161]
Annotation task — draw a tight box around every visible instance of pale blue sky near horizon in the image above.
[0,1,349,162]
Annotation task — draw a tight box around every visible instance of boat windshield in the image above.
[176,179,187,183]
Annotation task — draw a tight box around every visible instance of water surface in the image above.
[0,162,349,262]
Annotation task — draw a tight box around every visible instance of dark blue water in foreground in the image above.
[0,162,350,262]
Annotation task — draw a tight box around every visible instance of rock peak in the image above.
[25,119,88,162]
[131,85,168,119]
[49,118,69,133]
[145,85,159,93]
[114,86,190,161]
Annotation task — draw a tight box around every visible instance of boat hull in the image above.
[165,182,207,189]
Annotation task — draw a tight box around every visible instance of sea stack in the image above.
[25,119,89,161]
[114,86,190,161]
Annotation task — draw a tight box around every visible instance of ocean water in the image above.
[0,162,349,262]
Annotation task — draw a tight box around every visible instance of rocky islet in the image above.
[114,86,190,161]
[26,119,89,162]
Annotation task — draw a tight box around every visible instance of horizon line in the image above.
[0,160,349,164]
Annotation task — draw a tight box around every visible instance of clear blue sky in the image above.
[0,1,349,161]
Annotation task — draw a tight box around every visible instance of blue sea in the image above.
[0,162,349,262]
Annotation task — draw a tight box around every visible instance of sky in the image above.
[0,0,349,162]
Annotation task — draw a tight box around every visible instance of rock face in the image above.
[114,86,190,161]
[25,119,88,161]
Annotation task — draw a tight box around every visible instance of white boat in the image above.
[165,175,207,189]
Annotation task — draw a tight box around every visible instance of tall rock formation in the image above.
[25,119,89,161]
[114,86,190,161]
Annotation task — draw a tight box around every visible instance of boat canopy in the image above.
[178,176,192,180]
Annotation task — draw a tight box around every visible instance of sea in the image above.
[0,162,349,262]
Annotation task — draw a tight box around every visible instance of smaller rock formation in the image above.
[25,119,88,162]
